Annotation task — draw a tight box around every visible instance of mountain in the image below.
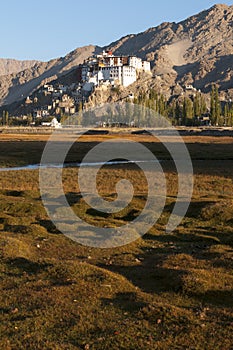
[0,4,232,108]
[0,58,39,76]
[0,46,101,106]
[107,4,233,93]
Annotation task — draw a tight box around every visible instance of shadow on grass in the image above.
[65,192,82,206]
[101,292,147,312]
[164,200,216,219]
[4,224,32,234]
[144,232,219,245]
[6,257,52,274]
[116,209,141,222]
[86,208,110,219]
[98,247,186,294]
[189,290,233,307]
[3,190,25,197]
[37,219,62,234]
[98,226,233,306]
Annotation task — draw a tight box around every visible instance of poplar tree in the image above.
[193,93,201,118]
[210,84,221,125]
[2,111,5,126]
[183,97,194,125]
[215,85,221,125]
[210,85,216,123]
[5,111,9,126]
[200,95,207,115]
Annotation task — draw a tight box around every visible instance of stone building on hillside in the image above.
[81,50,151,88]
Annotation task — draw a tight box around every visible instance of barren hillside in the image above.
[0,58,39,76]
[107,4,233,93]
[0,46,101,106]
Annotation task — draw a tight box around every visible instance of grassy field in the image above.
[0,133,233,349]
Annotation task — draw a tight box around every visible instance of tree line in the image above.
[132,85,233,126]
[1,85,233,127]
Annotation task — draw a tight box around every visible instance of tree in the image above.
[77,103,83,126]
[183,97,194,126]
[171,99,176,121]
[210,85,216,124]
[200,95,207,115]
[2,111,5,126]
[210,84,221,125]
[215,85,221,125]
[27,113,33,126]
[175,100,182,125]
[193,93,201,118]
[224,103,229,126]
[158,94,166,116]
[224,101,233,126]
[2,110,9,126]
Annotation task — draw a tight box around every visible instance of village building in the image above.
[33,108,50,118]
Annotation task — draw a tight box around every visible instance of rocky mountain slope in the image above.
[0,4,232,108]
[107,4,233,93]
[0,58,39,76]
[0,46,101,106]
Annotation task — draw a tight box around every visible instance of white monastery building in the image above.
[81,50,151,89]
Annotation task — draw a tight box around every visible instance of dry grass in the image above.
[0,134,233,349]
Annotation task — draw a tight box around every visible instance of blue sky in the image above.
[1,0,232,61]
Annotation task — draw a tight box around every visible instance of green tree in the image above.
[210,84,221,125]
[210,85,216,124]
[215,85,221,125]
[27,113,33,126]
[183,97,194,125]
[2,110,9,126]
[5,111,9,126]
[224,103,229,126]
[158,94,166,116]
[175,100,182,125]
[193,93,201,118]
[171,99,176,121]
[200,95,207,115]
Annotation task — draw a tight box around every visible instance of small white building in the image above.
[51,117,61,128]
[128,56,143,70]
[122,66,137,87]
[185,85,196,91]
[99,66,136,87]
[142,61,151,72]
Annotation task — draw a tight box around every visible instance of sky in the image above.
[0,0,232,61]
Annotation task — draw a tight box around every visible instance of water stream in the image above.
[0,159,160,172]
